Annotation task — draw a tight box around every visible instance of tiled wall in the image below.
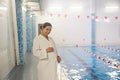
[26,8,36,53]
[26,8,31,53]
[15,1,36,64]
[31,14,36,45]
[15,0,24,65]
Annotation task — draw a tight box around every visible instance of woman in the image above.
[33,22,61,80]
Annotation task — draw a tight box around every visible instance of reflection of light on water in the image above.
[72,64,75,65]
[72,75,82,80]
[61,63,86,80]
[117,70,120,72]
[108,65,117,69]
[106,71,118,78]
[69,69,79,74]
[62,64,67,68]
[79,68,86,71]
[58,64,70,80]
[69,69,82,79]
[72,64,79,66]
[63,68,68,76]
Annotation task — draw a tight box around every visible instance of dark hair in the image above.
[40,22,52,29]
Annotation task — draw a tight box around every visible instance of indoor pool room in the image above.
[0,0,120,80]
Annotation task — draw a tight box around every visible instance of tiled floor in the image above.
[7,53,39,80]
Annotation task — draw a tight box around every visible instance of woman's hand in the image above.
[46,47,54,53]
[57,56,61,63]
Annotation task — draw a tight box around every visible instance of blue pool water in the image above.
[57,46,120,80]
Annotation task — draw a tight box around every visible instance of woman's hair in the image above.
[40,22,52,29]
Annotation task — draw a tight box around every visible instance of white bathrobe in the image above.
[33,35,58,80]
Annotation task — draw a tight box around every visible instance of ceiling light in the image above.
[105,6,119,9]
[70,7,82,10]
[47,7,63,13]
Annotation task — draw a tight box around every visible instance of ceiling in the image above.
[23,0,92,14]
[23,0,120,15]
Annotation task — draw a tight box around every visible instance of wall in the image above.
[22,6,27,56]
[0,0,36,79]
[36,0,120,46]
[26,8,36,53]
[95,0,120,45]
[15,0,24,64]
[0,0,16,79]
[36,0,91,46]
[36,14,91,46]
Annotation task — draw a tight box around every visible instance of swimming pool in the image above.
[57,46,120,80]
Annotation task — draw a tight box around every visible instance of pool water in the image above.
[57,46,120,80]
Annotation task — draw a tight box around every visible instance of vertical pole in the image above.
[90,0,96,45]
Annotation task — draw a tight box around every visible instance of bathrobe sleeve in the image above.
[32,36,48,59]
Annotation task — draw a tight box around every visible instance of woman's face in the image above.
[41,26,52,36]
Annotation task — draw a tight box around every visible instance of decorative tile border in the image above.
[15,1,36,65]
[15,0,24,64]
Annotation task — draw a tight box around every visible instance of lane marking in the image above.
[79,47,120,70]
[68,49,99,80]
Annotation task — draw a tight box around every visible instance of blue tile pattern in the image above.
[15,0,24,65]
[31,14,36,43]
[26,9,36,53]
[26,8,32,52]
